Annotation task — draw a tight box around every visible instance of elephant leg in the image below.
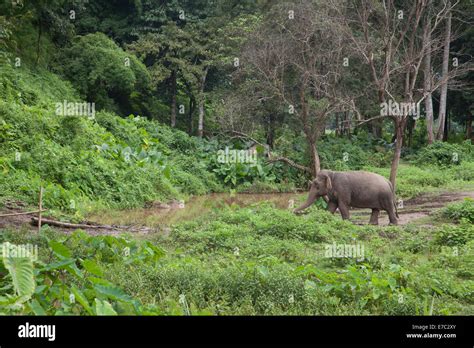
[383,197,398,225]
[387,207,398,225]
[369,209,379,225]
[328,201,338,214]
[338,203,350,220]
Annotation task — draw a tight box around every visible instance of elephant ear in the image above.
[321,174,332,190]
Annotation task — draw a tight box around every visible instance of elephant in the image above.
[294,170,399,225]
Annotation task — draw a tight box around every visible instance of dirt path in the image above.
[1,190,473,233]
[351,191,474,226]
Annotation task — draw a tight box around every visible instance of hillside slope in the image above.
[0,64,222,217]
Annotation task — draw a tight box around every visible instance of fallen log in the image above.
[31,217,154,233]
[31,217,111,229]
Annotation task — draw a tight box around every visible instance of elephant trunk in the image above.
[294,190,318,213]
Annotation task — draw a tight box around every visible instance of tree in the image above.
[436,1,452,140]
[423,10,435,144]
[243,0,353,177]
[179,21,217,137]
[334,0,466,188]
[55,32,150,113]
[127,22,193,127]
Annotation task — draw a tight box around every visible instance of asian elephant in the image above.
[294,170,399,225]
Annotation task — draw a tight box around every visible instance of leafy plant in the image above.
[441,198,474,223]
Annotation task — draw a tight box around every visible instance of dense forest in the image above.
[1,0,473,316]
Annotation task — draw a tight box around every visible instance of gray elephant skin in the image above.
[294,170,399,225]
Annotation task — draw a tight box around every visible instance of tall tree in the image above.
[436,1,452,140]
[244,0,353,177]
[127,22,192,126]
[335,0,463,188]
[423,11,435,144]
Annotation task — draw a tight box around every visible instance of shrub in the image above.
[318,134,395,170]
[450,161,474,181]
[410,141,474,166]
[441,198,474,223]
[434,222,474,246]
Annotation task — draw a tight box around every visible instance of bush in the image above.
[450,161,474,181]
[434,222,474,246]
[0,229,166,315]
[409,141,474,167]
[441,198,474,223]
[318,135,392,170]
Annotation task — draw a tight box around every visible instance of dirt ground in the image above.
[1,190,473,234]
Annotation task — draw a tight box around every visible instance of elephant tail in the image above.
[389,181,399,218]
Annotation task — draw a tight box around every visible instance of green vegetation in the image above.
[408,141,474,167]
[1,0,473,318]
[1,205,473,315]
[366,163,474,198]
[0,64,295,218]
[53,32,151,113]
[441,198,474,224]
[2,61,472,215]
[1,59,473,315]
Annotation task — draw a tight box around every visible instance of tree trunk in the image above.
[466,111,473,142]
[444,110,449,141]
[197,103,204,137]
[371,89,385,138]
[372,118,383,138]
[170,70,177,127]
[407,118,415,148]
[35,20,42,67]
[389,118,406,190]
[188,97,195,135]
[423,17,435,144]
[197,67,208,138]
[266,113,275,149]
[307,139,320,178]
[346,112,351,137]
[436,5,452,140]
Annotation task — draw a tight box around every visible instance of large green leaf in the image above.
[71,285,93,315]
[29,299,47,315]
[48,240,72,259]
[93,284,134,303]
[94,299,117,315]
[3,248,36,299]
[40,258,83,278]
[81,259,103,277]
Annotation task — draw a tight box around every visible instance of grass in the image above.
[365,162,474,199]
[1,202,473,316]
